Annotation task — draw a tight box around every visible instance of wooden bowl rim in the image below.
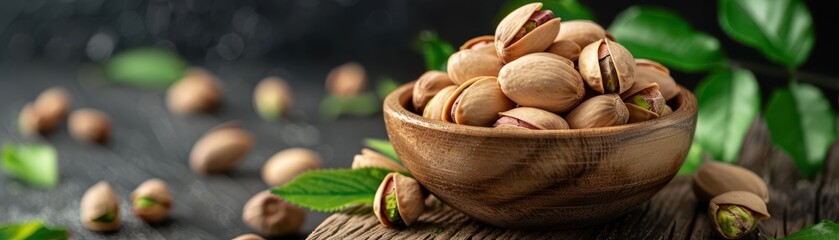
[384,83,697,138]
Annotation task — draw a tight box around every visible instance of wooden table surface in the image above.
[309,118,839,239]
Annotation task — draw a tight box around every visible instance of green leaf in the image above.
[719,0,814,68]
[496,0,595,22]
[781,220,839,239]
[0,221,67,240]
[693,69,761,164]
[765,82,836,178]
[319,92,380,120]
[135,197,157,208]
[678,143,704,175]
[106,48,188,88]
[376,77,400,100]
[2,143,59,188]
[272,168,392,212]
[413,31,455,71]
[608,6,726,72]
[364,138,401,164]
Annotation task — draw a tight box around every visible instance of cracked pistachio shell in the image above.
[189,123,254,174]
[81,181,120,232]
[412,71,454,112]
[167,68,222,115]
[565,94,629,129]
[373,173,426,227]
[554,20,608,48]
[19,103,58,136]
[261,148,322,186]
[326,62,366,97]
[447,49,503,85]
[546,39,581,61]
[526,52,574,68]
[693,162,769,203]
[460,35,496,56]
[620,81,664,123]
[131,178,173,223]
[422,85,456,120]
[68,108,111,144]
[443,76,516,126]
[253,77,293,120]
[495,2,561,63]
[495,107,569,130]
[709,191,770,239]
[232,234,265,240]
[352,148,407,172]
[636,59,679,101]
[20,87,71,135]
[243,191,305,236]
[579,38,636,94]
[498,54,584,113]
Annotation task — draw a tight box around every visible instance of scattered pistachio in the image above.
[189,122,254,174]
[19,87,71,136]
[131,178,173,223]
[231,234,265,240]
[80,181,121,232]
[709,191,770,239]
[373,173,426,228]
[693,162,769,203]
[261,148,322,186]
[68,108,111,144]
[326,62,366,97]
[166,68,222,115]
[351,148,407,172]
[242,191,305,236]
[253,76,293,120]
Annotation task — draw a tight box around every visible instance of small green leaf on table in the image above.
[0,221,68,240]
[719,0,815,68]
[609,6,726,72]
[693,68,761,164]
[272,168,392,212]
[364,138,401,164]
[1,143,59,188]
[678,143,704,175]
[765,82,836,179]
[413,31,454,71]
[780,219,839,239]
[106,47,188,88]
[376,77,400,99]
[496,0,595,22]
[319,92,380,120]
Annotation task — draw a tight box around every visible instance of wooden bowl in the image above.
[383,83,697,230]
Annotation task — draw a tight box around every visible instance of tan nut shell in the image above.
[636,59,679,101]
[693,162,769,203]
[373,173,426,227]
[422,85,456,120]
[189,123,254,174]
[662,105,673,116]
[412,71,454,112]
[498,107,569,130]
[242,191,305,236]
[554,20,608,48]
[167,68,222,115]
[579,38,636,94]
[495,2,561,63]
[546,40,581,61]
[326,62,366,97]
[709,191,771,239]
[352,148,407,172]
[447,49,503,85]
[68,108,111,144]
[80,181,121,232]
[498,54,584,113]
[131,178,173,223]
[34,87,71,124]
[443,76,516,126]
[620,81,662,123]
[565,94,629,129]
[460,35,496,55]
[232,234,265,240]
[261,148,322,186]
[253,77,293,120]
[19,103,58,136]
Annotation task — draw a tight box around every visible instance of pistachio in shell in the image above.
[494,107,569,130]
[709,191,771,239]
[80,181,120,232]
[578,38,636,94]
[554,20,608,48]
[498,53,584,113]
[446,49,503,85]
[636,59,679,101]
[167,68,223,115]
[232,234,265,240]
[20,87,72,135]
[460,35,496,56]
[443,76,516,126]
[253,76,293,120]
[131,178,173,223]
[68,108,111,144]
[18,103,57,136]
[693,162,769,203]
[565,94,629,129]
[422,85,456,120]
[261,148,322,186]
[495,2,561,63]
[326,62,366,97]
[545,39,581,61]
[352,148,407,172]
[189,122,254,174]
[620,81,666,123]
[242,191,305,236]
[412,71,454,112]
[373,173,426,227]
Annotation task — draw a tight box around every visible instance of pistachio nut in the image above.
[578,38,636,94]
[68,108,111,144]
[232,234,265,240]
[373,173,426,227]
[460,35,496,56]
[131,178,173,223]
[326,62,366,97]
[412,71,454,112]
[20,87,72,135]
[242,191,305,236]
[636,59,679,101]
[526,52,575,68]
[554,20,608,48]
[421,85,456,120]
[167,68,223,115]
[261,148,322,186]
[709,191,771,239]
[693,162,769,203]
[446,49,503,85]
[189,122,254,174]
[352,148,407,172]
[495,2,561,63]
[18,103,57,136]
[253,76,293,120]
[620,81,665,123]
[565,94,629,129]
[443,76,516,126]
[494,107,569,130]
[80,181,120,232]
[498,53,584,113]
[545,39,581,61]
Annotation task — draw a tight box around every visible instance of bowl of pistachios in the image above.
[382,2,698,230]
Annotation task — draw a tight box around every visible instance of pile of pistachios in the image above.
[413,3,678,130]
[693,162,771,239]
